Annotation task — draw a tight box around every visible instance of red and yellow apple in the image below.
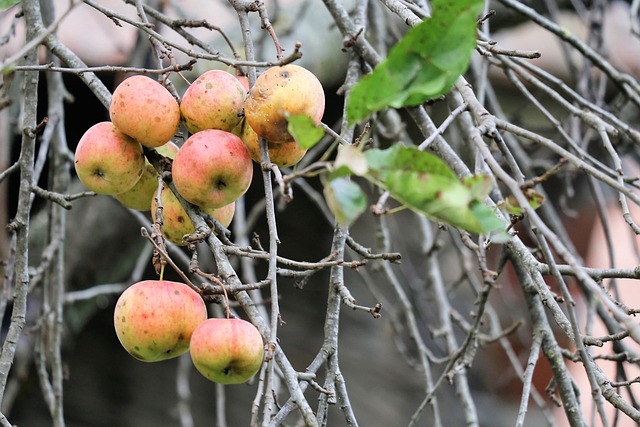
[109,75,181,148]
[180,69,247,134]
[171,129,253,210]
[113,280,207,362]
[151,186,236,245]
[243,64,325,143]
[236,75,250,93]
[115,141,179,211]
[74,121,145,195]
[189,318,264,384]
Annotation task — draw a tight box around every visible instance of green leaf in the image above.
[327,165,353,181]
[470,203,510,242]
[364,145,506,235]
[324,177,368,227]
[0,0,20,8]
[365,143,458,182]
[287,114,324,149]
[462,175,495,200]
[346,0,484,124]
[377,168,484,232]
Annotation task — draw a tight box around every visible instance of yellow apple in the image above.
[244,64,325,143]
[114,141,179,211]
[239,118,307,168]
[151,186,236,246]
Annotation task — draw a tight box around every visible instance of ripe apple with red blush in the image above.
[235,75,250,93]
[180,69,247,134]
[190,318,264,384]
[171,129,253,210]
[113,280,207,362]
[109,75,181,148]
[74,121,145,195]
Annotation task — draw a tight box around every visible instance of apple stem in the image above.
[220,282,230,319]
[159,262,165,282]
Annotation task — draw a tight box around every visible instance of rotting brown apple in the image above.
[243,64,325,143]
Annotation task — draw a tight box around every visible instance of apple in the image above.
[115,141,180,211]
[180,69,247,134]
[235,75,250,93]
[113,280,207,362]
[239,118,307,168]
[151,186,236,245]
[171,129,253,209]
[74,121,145,195]
[243,64,325,143]
[189,318,264,384]
[109,75,181,148]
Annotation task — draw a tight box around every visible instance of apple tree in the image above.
[2,0,640,426]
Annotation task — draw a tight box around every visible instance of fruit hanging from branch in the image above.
[151,186,236,246]
[244,64,325,143]
[180,69,247,134]
[74,121,145,195]
[113,280,207,362]
[189,318,264,385]
[115,141,180,211]
[238,118,308,168]
[109,75,181,148]
[171,129,253,210]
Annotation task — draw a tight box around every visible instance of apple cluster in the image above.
[113,279,264,384]
[76,65,325,385]
[73,64,325,246]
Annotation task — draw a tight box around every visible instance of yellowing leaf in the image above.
[334,144,368,176]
